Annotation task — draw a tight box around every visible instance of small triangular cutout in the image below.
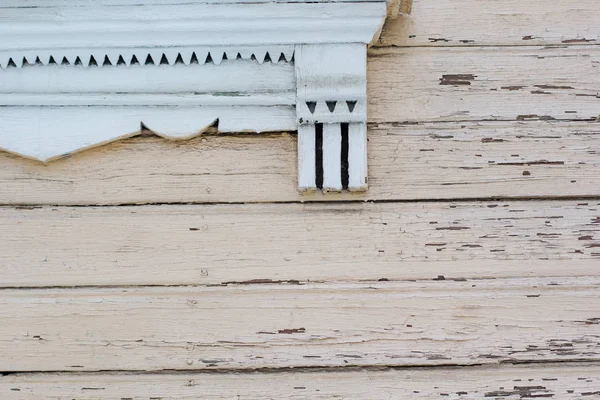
[48,56,57,65]
[145,54,154,65]
[22,57,30,67]
[174,53,184,64]
[61,56,70,66]
[278,53,287,62]
[7,58,17,68]
[264,52,272,63]
[326,101,337,112]
[117,55,126,66]
[103,55,112,66]
[306,101,317,114]
[250,54,257,61]
[222,53,228,61]
[74,56,83,66]
[205,53,214,64]
[89,55,98,67]
[130,55,140,65]
[35,56,43,65]
[140,122,150,132]
[346,101,357,113]
[236,53,243,60]
[160,53,169,65]
[190,52,199,64]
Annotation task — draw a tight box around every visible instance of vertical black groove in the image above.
[315,123,324,190]
[341,123,349,190]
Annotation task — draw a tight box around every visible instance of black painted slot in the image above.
[315,123,324,190]
[341,123,349,190]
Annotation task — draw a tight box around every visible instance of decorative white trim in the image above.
[0,0,388,192]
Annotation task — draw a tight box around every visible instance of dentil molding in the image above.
[0,0,400,192]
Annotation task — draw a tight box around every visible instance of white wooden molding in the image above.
[0,0,391,192]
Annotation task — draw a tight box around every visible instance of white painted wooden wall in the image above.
[0,0,599,398]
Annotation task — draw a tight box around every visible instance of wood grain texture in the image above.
[368,45,600,123]
[1,277,599,371]
[1,201,599,287]
[378,0,600,47]
[2,364,600,399]
[1,121,598,205]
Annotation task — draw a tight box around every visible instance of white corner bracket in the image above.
[0,0,390,193]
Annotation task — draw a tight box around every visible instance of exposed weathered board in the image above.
[3,364,600,399]
[368,46,600,123]
[1,121,598,205]
[378,0,600,47]
[1,277,599,371]
[1,201,599,287]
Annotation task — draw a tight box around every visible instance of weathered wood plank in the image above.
[1,277,599,371]
[378,0,600,47]
[1,201,599,287]
[3,364,600,399]
[368,46,600,123]
[1,121,598,205]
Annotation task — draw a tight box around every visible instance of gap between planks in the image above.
[0,360,598,376]
[3,195,600,208]
[2,274,600,292]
